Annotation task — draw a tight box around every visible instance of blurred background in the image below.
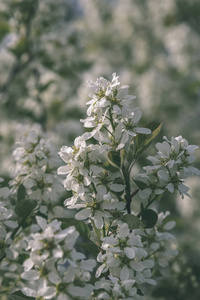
[0,0,199,298]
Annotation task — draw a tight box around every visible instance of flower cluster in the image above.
[81,73,151,149]
[21,217,96,299]
[94,275,142,300]
[57,74,190,299]
[58,74,151,231]
[10,129,65,217]
[0,131,67,295]
[96,223,155,284]
[135,211,178,270]
[0,179,16,261]
[135,135,199,199]
[0,74,199,300]
[58,140,126,229]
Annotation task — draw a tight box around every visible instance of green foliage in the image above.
[134,122,162,160]
[122,214,144,229]
[80,242,99,257]
[60,218,91,239]
[127,143,135,163]
[176,0,200,34]
[0,21,10,41]
[0,239,6,260]
[133,179,148,190]
[17,184,26,202]
[152,252,200,300]
[14,200,36,217]
[8,291,35,300]
[9,38,29,58]
[141,209,158,228]
[107,150,125,169]
[137,288,144,296]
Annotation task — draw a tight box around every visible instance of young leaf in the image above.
[8,290,35,300]
[0,21,10,42]
[133,180,148,191]
[15,200,36,217]
[17,184,26,202]
[154,194,163,202]
[122,214,144,230]
[137,289,144,296]
[127,143,135,163]
[140,202,144,210]
[90,218,101,241]
[134,122,162,160]
[80,242,99,256]
[103,160,120,173]
[9,37,29,58]
[61,218,90,238]
[107,149,125,169]
[142,209,158,228]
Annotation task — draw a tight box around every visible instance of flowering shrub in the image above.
[0,74,199,300]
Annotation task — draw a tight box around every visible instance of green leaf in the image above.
[133,180,148,190]
[103,161,119,173]
[140,202,144,212]
[142,209,158,228]
[107,150,125,169]
[90,218,101,241]
[80,242,99,256]
[61,218,90,238]
[0,21,10,41]
[127,143,135,163]
[134,122,162,160]
[38,80,55,92]
[122,214,144,230]
[154,194,163,202]
[14,200,36,217]
[137,289,144,296]
[17,184,26,202]
[0,240,6,260]
[9,290,35,300]
[9,37,29,58]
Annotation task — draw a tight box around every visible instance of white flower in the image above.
[21,257,61,285]
[135,211,178,271]
[147,135,199,172]
[55,263,95,299]
[0,202,13,221]
[121,107,151,137]
[134,173,164,200]
[135,135,199,200]
[21,278,56,299]
[74,195,110,229]
[95,275,138,299]
[96,223,154,284]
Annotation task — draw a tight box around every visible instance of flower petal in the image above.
[75,208,91,220]
[124,247,135,259]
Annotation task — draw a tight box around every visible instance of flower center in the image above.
[117,237,128,250]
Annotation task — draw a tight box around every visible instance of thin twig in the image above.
[131,189,139,198]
